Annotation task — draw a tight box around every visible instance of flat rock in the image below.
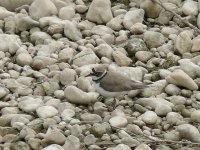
[62,135,80,150]
[191,110,200,123]
[166,69,198,90]
[182,0,198,16]
[86,0,113,24]
[80,113,102,122]
[0,0,33,11]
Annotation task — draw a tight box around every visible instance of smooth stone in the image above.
[161,27,179,37]
[182,0,198,16]
[143,31,166,48]
[42,144,64,150]
[130,23,147,35]
[64,20,82,41]
[0,0,33,11]
[58,48,76,63]
[191,36,200,52]
[59,6,75,20]
[166,69,198,90]
[80,113,102,122]
[123,9,144,30]
[135,98,174,110]
[0,87,8,98]
[94,43,114,59]
[106,15,123,31]
[84,134,97,145]
[170,96,186,105]
[1,107,19,115]
[112,50,132,66]
[140,0,161,18]
[113,144,131,150]
[36,106,58,119]
[109,116,128,128]
[191,110,200,123]
[62,135,80,150]
[155,104,172,116]
[179,59,200,79]
[16,53,32,66]
[29,0,58,20]
[135,51,153,62]
[177,124,200,142]
[59,68,76,86]
[166,112,183,125]
[126,124,143,135]
[86,0,113,24]
[91,25,114,36]
[32,56,57,70]
[175,31,192,54]
[135,144,152,150]
[44,128,66,145]
[18,96,44,113]
[165,84,181,95]
[61,109,75,121]
[64,86,99,105]
[141,111,158,124]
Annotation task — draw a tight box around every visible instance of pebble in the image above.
[84,134,97,145]
[123,9,144,30]
[143,31,166,48]
[177,124,200,142]
[135,51,153,62]
[141,111,158,124]
[175,31,192,54]
[182,0,198,16]
[112,50,132,66]
[59,6,75,20]
[44,128,66,145]
[59,68,76,86]
[18,96,44,113]
[109,116,128,128]
[166,112,183,125]
[135,144,152,150]
[86,0,113,24]
[29,0,58,20]
[191,110,200,123]
[80,113,102,122]
[42,144,64,150]
[62,135,80,150]
[165,84,181,95]
[166,69,198,90]
[36,106,58,119]
[155,104,172,116]
[113,144,131,150]
[64,86,99,105]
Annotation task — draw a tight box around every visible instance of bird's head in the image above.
[86,68,108,82]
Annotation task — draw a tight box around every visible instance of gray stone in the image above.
[36,106,58,119]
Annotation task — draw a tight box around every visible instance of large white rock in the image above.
[182,0,198,16]
[59,6,75,20]
[177,124,200,142]
[0,0,33,11]
[166,69,198,90]
[59,68,76,86]
[29,0,58,20]
[175,31,192,54]
[123,9,144,30]
[179,59,200,79]
[109,116,128,128]
[191,110,200,123]
[18,96,44,113]
[36,106,58,119]
[140,111,158,124]
[16,53,33,66]
[63,135,80,150]
[42,144,64,150]
[86,0,113,24]
[64,86,99,105]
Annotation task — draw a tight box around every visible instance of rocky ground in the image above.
[1,0,200,149]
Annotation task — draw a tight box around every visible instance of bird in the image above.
[88,67,150,98]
